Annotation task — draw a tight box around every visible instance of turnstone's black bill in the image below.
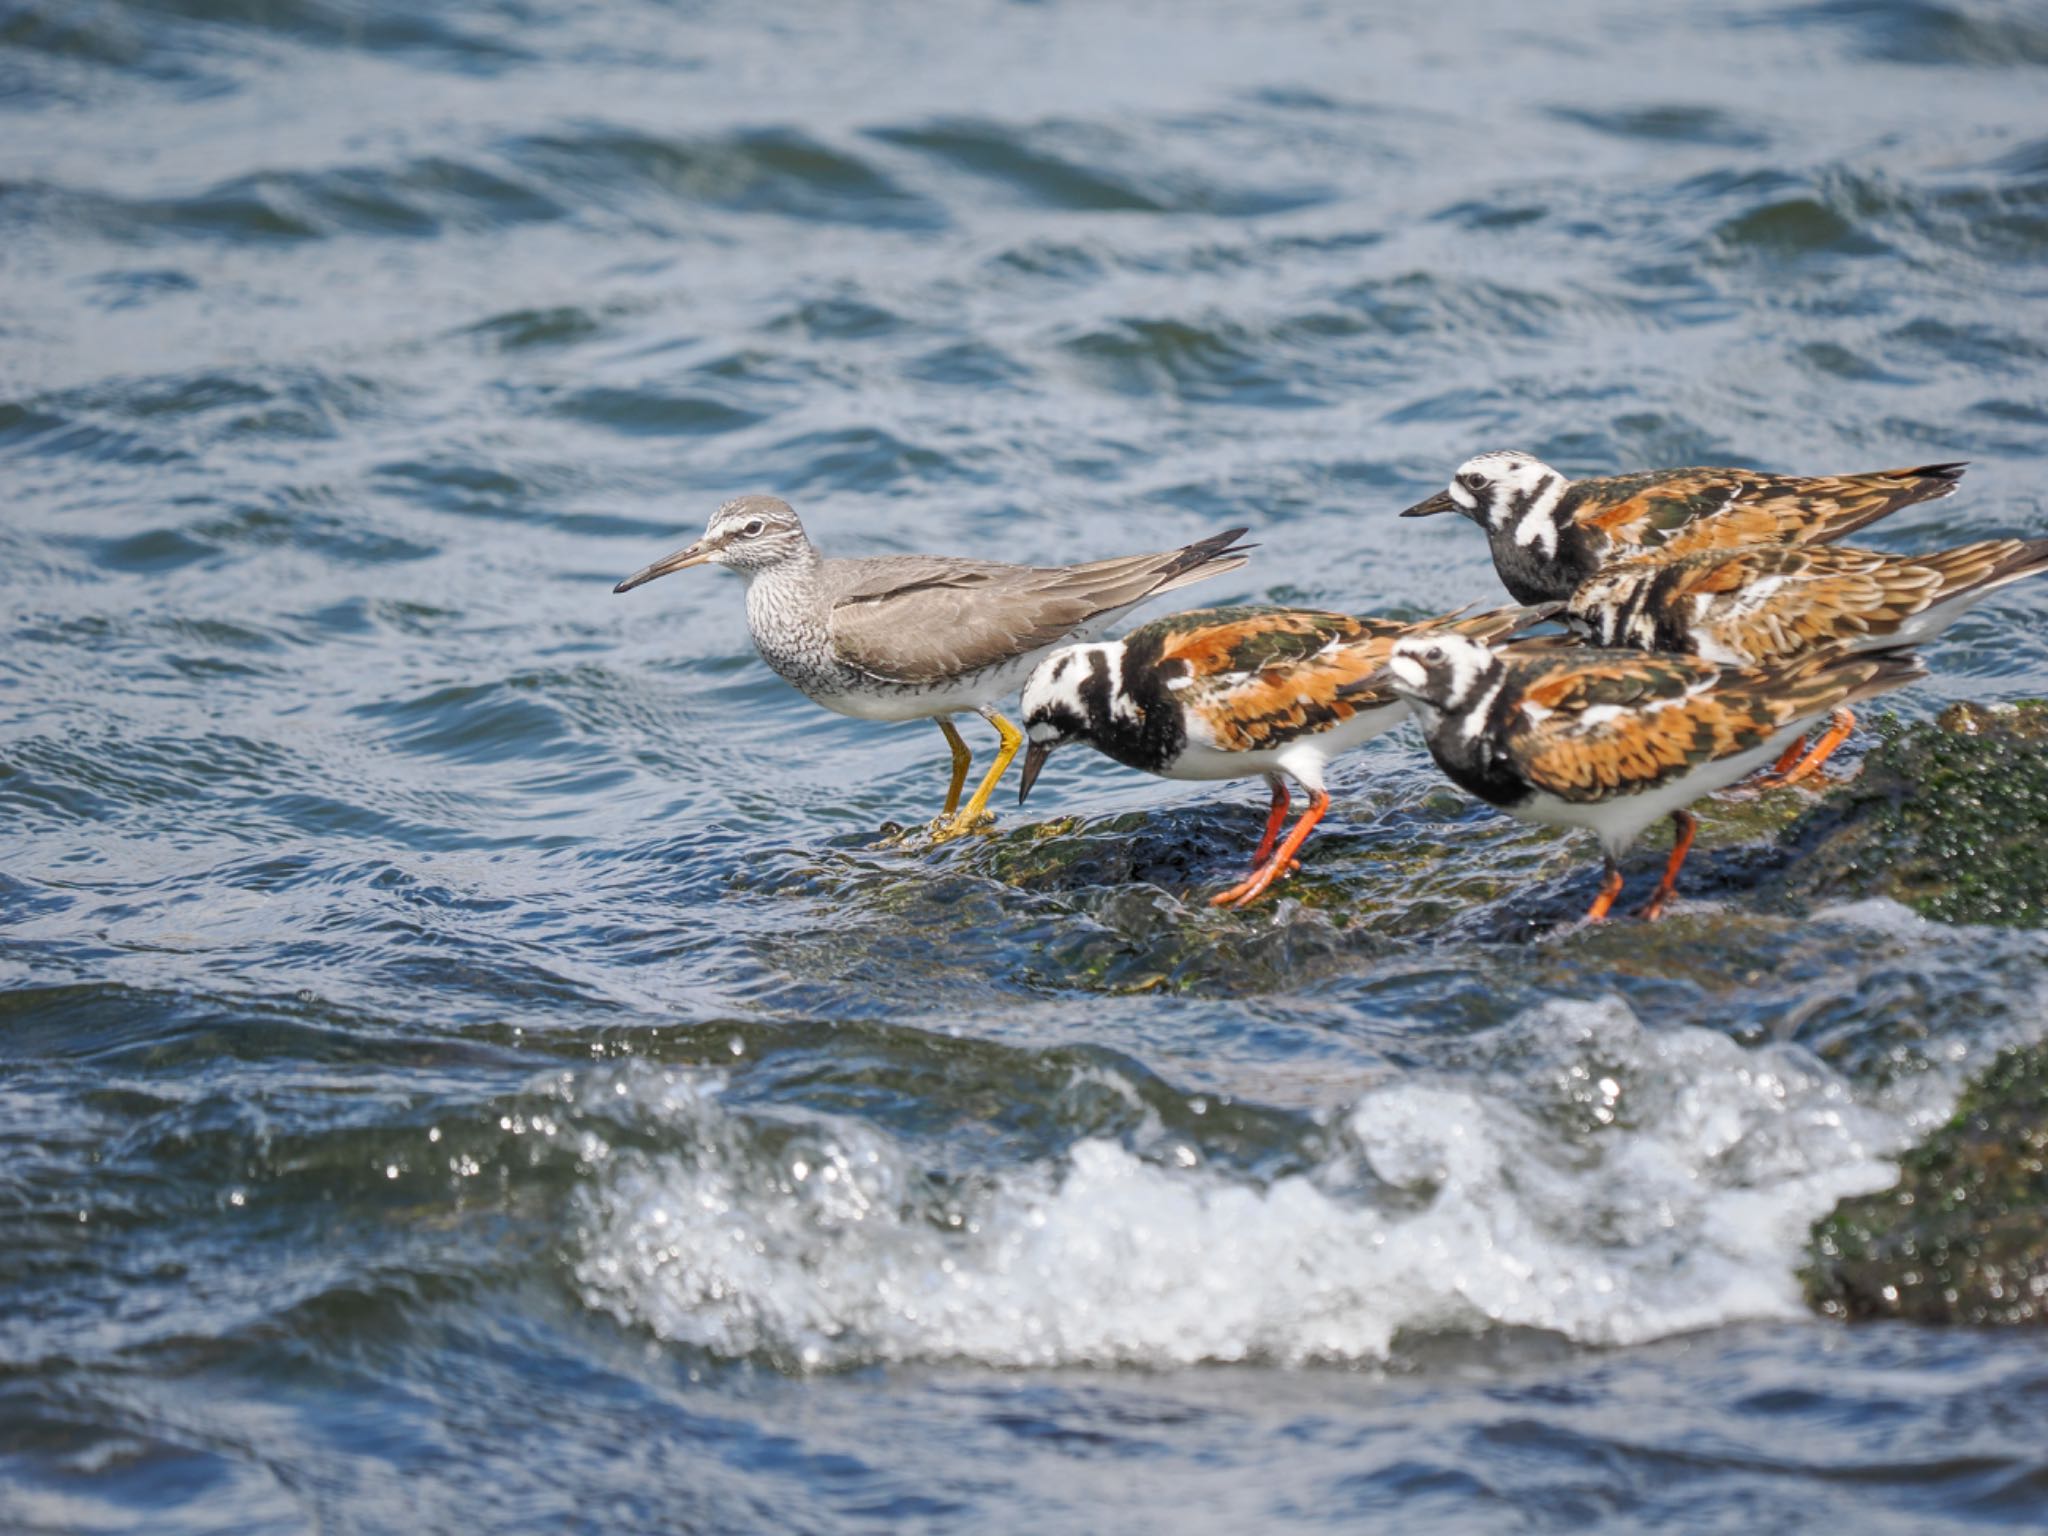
[614,496,1253,841]
[1385,634,1926,922]
[1398,452,1967,604]
[1016,603,1546,908]
[1564,537,2048,785]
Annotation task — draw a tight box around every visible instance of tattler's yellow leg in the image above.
[932,707,1021,843]
[936,717,973,817]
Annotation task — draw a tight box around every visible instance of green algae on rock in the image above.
[1804,1044,2048,1326]
[1775,701,2048,928]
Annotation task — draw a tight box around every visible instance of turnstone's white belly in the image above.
[1517,730,1803,855]
[1166,700,1410,783]
[1161,742,1294,782]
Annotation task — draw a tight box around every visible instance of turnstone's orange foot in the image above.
[1399,452,1965,604]
[1753,708,1858,791]
[1584,859,1625,923]
[1636,810,1697,922]
[1014,602,1550,909]
[1209,790,1329,909]
[612,496,1254,834]
[1761,764,1850,794]
[1384,634,1926,926]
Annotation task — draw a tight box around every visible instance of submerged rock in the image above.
[1774,700,2048,927]
[1804,1044,2048,1326]
[1781,703,2048,1325]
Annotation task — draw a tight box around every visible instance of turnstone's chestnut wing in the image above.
[1140,604,1549,753]
[1591,463,1967,557]
[1148,604,1381,675]
[1504,648,1912,802]
[1569,538,2048,665]
[1137,606,1399,753]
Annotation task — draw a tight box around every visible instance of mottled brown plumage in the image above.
[1579,464,1964,555]
[1398,451,1966,604]
[1502,642,1920,803]
[1145,603,1539,754]
[1566,537,2048,666]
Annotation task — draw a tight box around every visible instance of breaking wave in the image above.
[570,996,1947,1370]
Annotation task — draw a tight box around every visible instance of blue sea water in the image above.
[4,1,2048,1530]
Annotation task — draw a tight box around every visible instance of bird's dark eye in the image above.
[1423,645,1446,664]
[1459,472,1486,491]
[742,519,764,537]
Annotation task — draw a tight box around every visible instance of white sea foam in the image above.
[565,999,1955,1370]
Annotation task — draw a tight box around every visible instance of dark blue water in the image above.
[6,1,2048,1530]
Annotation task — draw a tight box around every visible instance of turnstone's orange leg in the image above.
[1584,857,1624,923]
[1250,776,1291,868]
[1765,735,1809,779]
[1638,810,1697,922]
[936,718,973,817]
[933,707,1022,843]
[1758,708,1855,790]
[1210,789,1329,909]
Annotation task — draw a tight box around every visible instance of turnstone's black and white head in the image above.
[1399,452,1580,603]
[613,496,810,591]
[1017,642,1126,801]
[1384,632,1505,726]
[1404,450,1565,535]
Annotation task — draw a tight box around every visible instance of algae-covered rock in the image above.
[1804,1043,2048,1325]
[1775,700,2048,927]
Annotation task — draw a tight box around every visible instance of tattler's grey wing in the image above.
[824,530,1251,688]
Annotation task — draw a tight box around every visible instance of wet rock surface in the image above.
[1779,703,2048,1326]
[1804,1044,2048,1327]
[1773,701,2048,928]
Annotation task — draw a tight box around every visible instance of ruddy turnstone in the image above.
[1015,603,1544,908]
[1385,634,1925,922]
[614,497,1252,841]
[1563,536,2048,784]
[1398,452,1966,603]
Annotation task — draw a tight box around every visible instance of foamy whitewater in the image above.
[568,982,1980,1372]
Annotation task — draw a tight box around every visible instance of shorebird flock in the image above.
[616,454,2045,919]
